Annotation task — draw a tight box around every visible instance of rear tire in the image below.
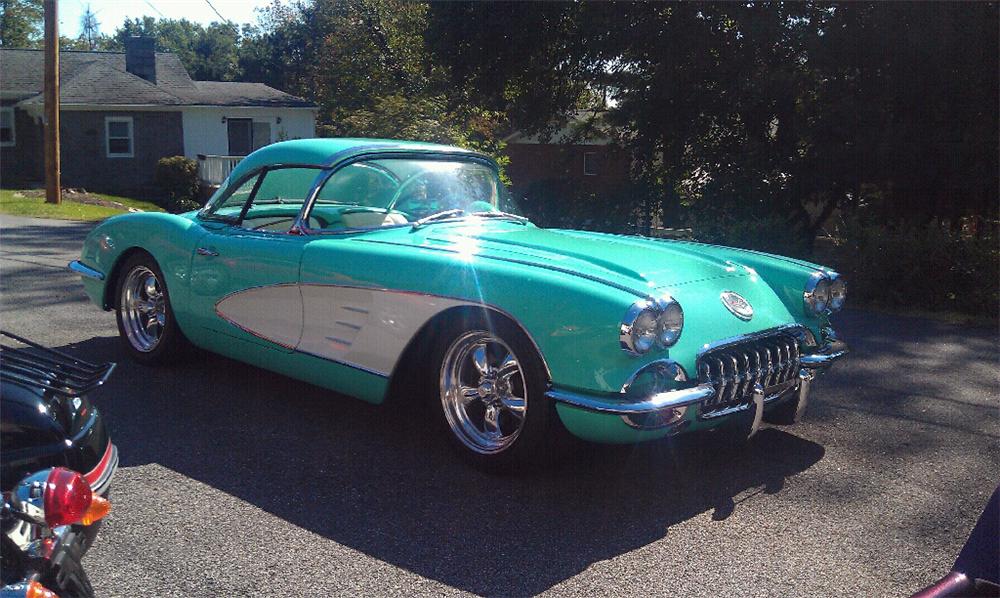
[114,252,191,365]
[431,312,569,470]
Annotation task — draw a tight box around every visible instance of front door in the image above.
[188,166,324,353]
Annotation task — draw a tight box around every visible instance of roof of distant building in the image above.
[0,48,314,108]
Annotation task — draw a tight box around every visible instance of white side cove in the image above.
[215,284,303,350]
[215,285,472,376]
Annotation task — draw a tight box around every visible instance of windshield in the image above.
[305,158,523,231]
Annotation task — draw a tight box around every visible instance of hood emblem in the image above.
[720,291,753,321]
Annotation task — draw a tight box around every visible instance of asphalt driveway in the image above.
[1,214,997,597]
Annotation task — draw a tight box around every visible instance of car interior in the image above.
[203,158,504,233]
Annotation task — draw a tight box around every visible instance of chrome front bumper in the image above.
[547,341,848,418]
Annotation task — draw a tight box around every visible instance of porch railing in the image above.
[196,154,243,187]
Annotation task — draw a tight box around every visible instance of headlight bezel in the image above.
[804,270,845,315]
[620,296,684,356]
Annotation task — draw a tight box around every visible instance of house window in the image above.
[105,117,134,158]
[583,151,598,176]
[0,107,15,147]
[227,118,272,156]
[252,121,271,151]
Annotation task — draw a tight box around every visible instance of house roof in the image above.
[185,81,313,107]
[0,48,314,108]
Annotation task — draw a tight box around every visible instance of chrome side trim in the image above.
[296,347,390,378]
[68,260,105,281]
[547,383,716,415]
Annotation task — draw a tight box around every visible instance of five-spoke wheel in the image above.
[440,331,528,454]
[432,315,569,468]
[114,252,191,364]
[120,266,166,352]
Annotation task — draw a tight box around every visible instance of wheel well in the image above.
[385,305,549,402]
[102,247,151,310]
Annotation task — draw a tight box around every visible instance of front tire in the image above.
[433,314,567,470]
[114,252,190,364]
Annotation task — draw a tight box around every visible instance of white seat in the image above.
[341,211,407,229]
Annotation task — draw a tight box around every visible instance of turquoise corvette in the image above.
[71,138,848,467]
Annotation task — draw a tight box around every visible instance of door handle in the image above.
[196,247,219,257]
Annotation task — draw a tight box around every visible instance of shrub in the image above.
[689,213,813,259]
[154,156,201,213]
[688,211,997,318]
[516,178,645,233]
[829,218,998,317]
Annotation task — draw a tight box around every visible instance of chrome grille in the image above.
[696,332,800,414]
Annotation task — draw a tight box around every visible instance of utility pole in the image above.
[44,0,61,205]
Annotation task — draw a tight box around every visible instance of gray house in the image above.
[0,38,316,193]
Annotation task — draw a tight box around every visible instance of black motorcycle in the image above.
[1,332,119,598]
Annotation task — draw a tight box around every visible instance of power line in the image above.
[144,0,166,19]
[204,0,242,35]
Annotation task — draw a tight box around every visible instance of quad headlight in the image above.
[804,271,846,315]
[620,297,684,355]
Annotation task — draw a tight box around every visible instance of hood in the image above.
[372,222,761,297]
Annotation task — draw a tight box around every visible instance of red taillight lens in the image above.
[43,467,92,527]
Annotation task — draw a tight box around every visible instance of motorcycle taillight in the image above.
[42,468,92,528]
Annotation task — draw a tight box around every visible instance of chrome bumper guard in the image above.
[68,260,105,281]
[799,340,849,370]
[546,341,848,418]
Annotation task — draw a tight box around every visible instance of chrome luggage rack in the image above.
[0,330,116,397]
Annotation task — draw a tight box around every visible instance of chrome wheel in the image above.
[120,266,166,352]
[440,331,528,454]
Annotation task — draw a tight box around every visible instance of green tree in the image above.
[0,0,42,47]
[426,1,999,241]
[106,17,241,81]
[240,0,509,162]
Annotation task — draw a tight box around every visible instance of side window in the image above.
[202,174,260,220]
[240,167,321,231]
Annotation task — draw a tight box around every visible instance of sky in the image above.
[60,0,284,39]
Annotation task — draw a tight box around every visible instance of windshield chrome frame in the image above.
[292,150,511,236]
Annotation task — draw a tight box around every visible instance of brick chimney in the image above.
[124,36,156,84]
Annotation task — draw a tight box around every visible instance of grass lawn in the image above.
[0,188,163,221]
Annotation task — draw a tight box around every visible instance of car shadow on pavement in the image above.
[60,335,825,597]
[0,221,97,255]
